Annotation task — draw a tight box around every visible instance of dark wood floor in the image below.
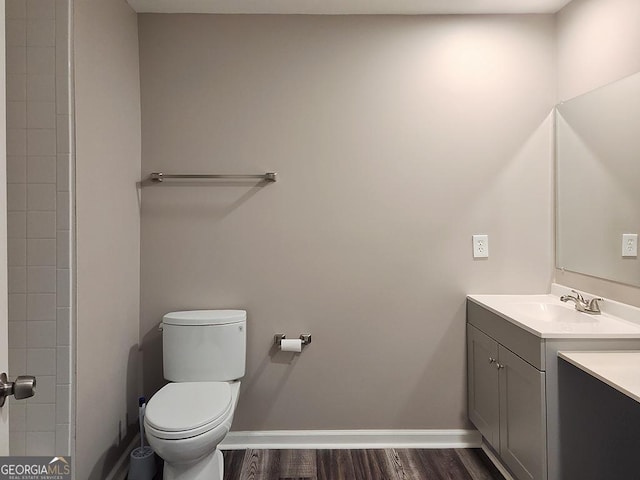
[221,449,505,480]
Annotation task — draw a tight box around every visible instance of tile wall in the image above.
[6,0,72,456]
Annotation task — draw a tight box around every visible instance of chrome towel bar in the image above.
[149,172,277,182]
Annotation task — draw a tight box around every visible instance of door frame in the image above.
[0,0,11,455]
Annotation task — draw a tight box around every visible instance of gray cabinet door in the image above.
[467,325,500,449]
[499,345,547,480]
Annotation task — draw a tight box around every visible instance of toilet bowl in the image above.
[146,309,246,480]
[145,381,241,480]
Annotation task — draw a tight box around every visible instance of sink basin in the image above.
[509,303,597,323]
[468,287,640,338]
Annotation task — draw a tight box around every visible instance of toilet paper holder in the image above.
[274,333,312,347]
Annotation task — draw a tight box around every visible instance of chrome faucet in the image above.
[560,290,602,314]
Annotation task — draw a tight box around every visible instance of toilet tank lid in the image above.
[163,310,246,326]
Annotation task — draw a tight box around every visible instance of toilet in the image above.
[144,310,246,480]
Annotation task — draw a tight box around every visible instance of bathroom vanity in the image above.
[466,285,640,480]
[557,351,640,403]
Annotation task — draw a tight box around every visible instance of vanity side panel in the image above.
[468,300,545,370]
[557,358,640,480]
[545,338,640,480]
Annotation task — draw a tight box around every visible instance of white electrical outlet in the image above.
[473,234,489,258]
[622,234,638,257]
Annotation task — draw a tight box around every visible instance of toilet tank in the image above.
[161,310,246,382]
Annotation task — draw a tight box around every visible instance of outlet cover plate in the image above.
[622,234,638,257]
[473,234,489,258]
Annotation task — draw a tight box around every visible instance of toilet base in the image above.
[162,448,223,480]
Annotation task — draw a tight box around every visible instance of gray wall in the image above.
[138,14,555,431]
[74,0,141,478]
[555,0,640,307]
[557,0,640,101]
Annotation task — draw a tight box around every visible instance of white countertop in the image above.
[558,351,640,403]
[468,285,640,339]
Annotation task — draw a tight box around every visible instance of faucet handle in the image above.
[587,297,603,313]
[571,289,586,304]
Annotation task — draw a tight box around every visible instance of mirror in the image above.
[556,71,640,286]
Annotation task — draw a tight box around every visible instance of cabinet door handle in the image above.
[488,356,496,364]
[495,363,505,369]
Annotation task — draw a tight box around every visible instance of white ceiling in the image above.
[127,0,574,15]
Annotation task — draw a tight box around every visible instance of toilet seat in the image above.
[145,382,232,440]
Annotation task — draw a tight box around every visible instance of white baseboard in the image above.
[104,434,140,480]
[220,429,481,450]
[106,429,482,476]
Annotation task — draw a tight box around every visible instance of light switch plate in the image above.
[622,234,638,257]
[473,234,489,258]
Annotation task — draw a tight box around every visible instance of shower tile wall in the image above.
[6,0,73,456]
